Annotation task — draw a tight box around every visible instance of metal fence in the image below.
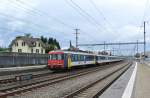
[0,52,48,68]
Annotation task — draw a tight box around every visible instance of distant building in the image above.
[9,36,46,54]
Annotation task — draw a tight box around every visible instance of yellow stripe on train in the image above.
[68,55,72,69]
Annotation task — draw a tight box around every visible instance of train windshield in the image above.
[49,54,64,60]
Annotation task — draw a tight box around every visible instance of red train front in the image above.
[48,51,64,69]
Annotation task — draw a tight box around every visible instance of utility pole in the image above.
[104,41,106,51]
[112,48,115,56]
[144,21,146,58]
[74,29,80,50]
[137,40,138,54]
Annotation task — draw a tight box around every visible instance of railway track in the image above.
[0,61,129,98]
[63,62,132,98]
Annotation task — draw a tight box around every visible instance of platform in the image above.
[132,62,150,98]
[0,65,47,72]
[100,61,150,98]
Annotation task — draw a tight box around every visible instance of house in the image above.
[9,36,46,54]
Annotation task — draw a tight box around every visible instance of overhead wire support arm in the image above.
[78,42,144,46]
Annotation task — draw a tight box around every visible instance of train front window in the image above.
[58,54,64,60]
[50,54,64,60]
[49,55,51,60]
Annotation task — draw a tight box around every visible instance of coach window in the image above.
[81,55,84,61]
[75,54,78,61]
[71,54,74,61]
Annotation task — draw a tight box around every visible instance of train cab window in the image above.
[58,54,61,60]
[49,55,51,59]
[50,54,64,60]
[51,54,57,60]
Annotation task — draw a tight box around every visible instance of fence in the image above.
[0,52,49,68]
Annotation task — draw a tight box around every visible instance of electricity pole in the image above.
[74,29,80,50]
[144,21,146,58]
[137,40,138,54]
[104,41,106,51]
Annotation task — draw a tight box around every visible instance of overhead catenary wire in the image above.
[1,12,70,34]
[13,0,75,29]
[64,0,103,43]
[11,0,111,43]
[0,1,75,39]
[0,12,54,33]
[89,0,119,34]
[69,0,109,32]
[16,0,102,44]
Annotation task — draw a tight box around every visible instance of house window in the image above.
[15,42,18,47]
[22,42,25,46]
[39,43,40,47]
[34,42,36,47]
[36,49,39,53]
[18,49,22,53]
[31,49,33,53]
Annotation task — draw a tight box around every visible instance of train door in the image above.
[78,54,80,64]
[84,55,86,63]
[63,54,68,69]
[94,55,96,64]
[68,54,72,69]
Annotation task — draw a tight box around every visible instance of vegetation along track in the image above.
[0,61,128,98]
[63,62,132,98]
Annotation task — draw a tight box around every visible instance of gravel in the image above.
[8,62,127,98]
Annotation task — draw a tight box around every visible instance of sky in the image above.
[0,0,150,55]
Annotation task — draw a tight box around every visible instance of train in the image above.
[47,50,124,70]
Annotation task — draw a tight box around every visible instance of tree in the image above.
[41,36,48,44]
[40,36,61,53]
[48,38,53,44]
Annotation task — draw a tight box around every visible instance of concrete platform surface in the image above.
[99,62,136,98]
[132,62,150,98]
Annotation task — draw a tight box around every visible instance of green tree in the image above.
[40,36,61,53]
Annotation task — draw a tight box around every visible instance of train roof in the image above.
[48,50,95,55]
[48,50,123,58]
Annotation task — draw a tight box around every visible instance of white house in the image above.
[9,36,46,54]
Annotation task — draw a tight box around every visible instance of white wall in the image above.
[12,39,45,54]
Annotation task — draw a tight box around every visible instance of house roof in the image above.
[9,36,46,48]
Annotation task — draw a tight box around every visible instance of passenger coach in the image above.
[48,51,96,69]
[47,50,124,70]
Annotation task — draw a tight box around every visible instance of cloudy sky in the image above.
[0,0,150,55]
